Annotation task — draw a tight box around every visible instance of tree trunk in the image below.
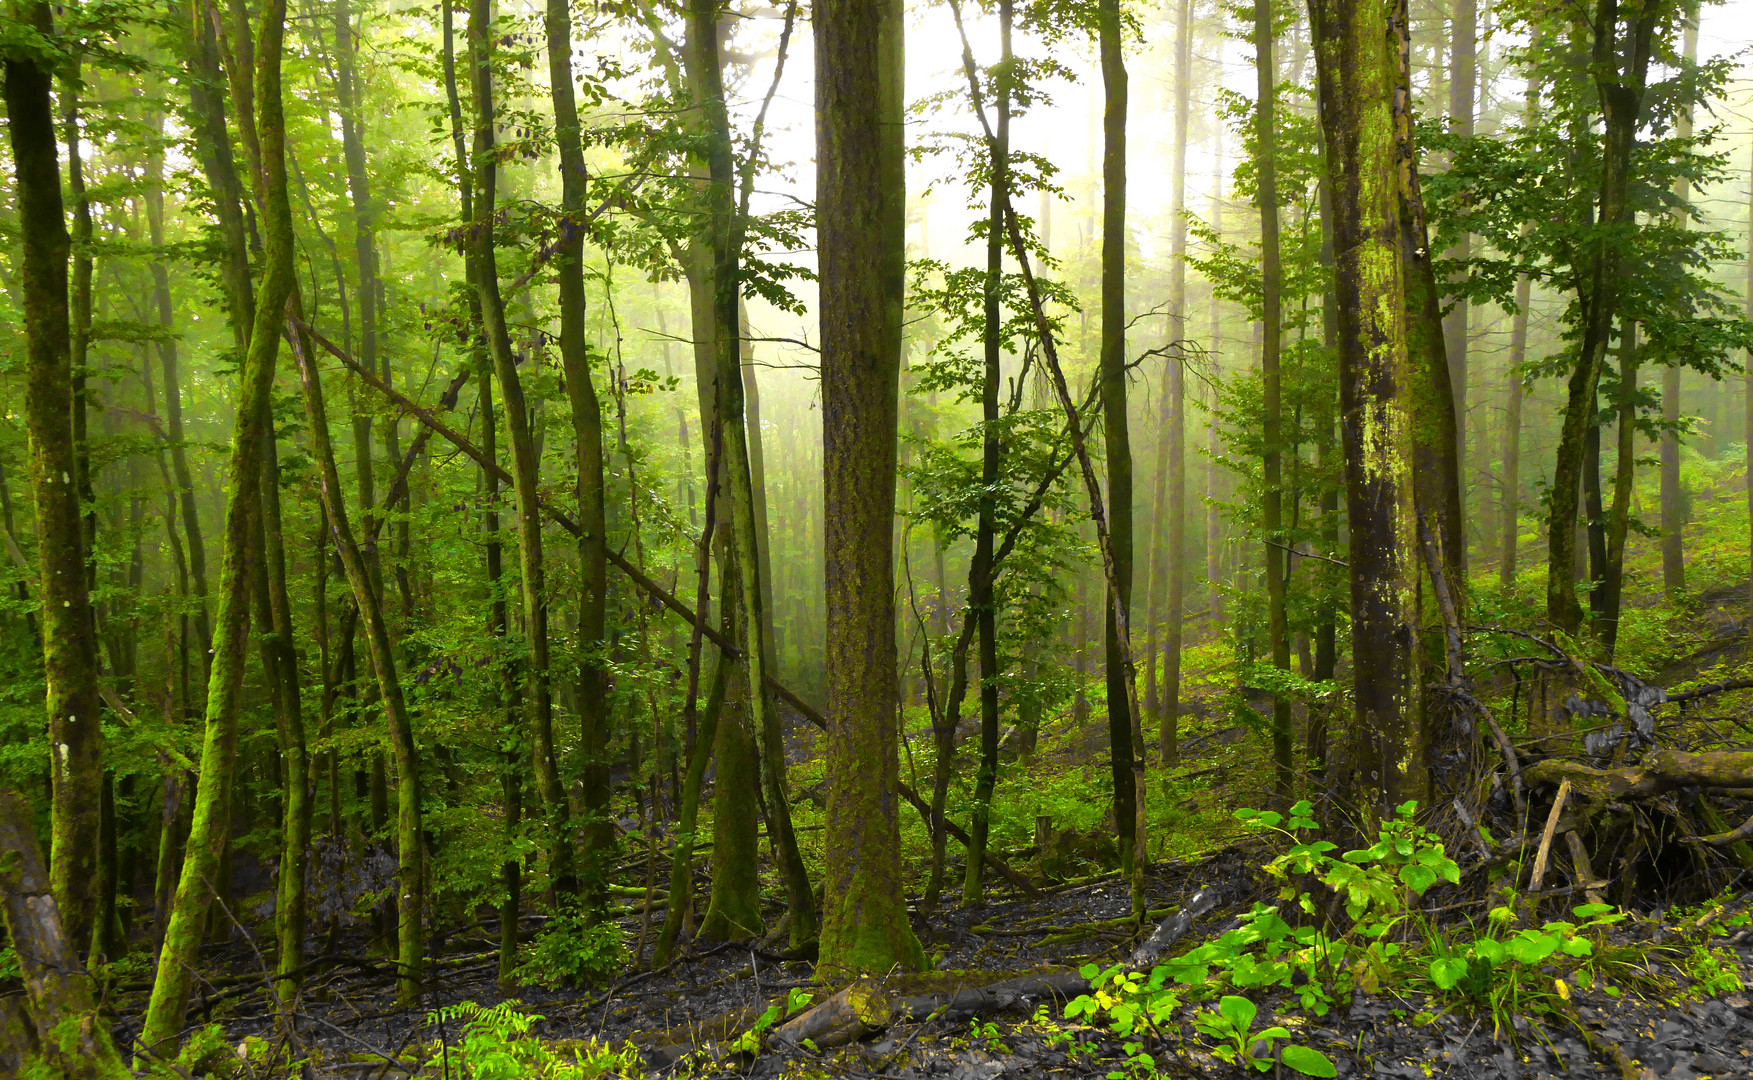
[964,0,1011,906]
[816,0,926,975]
[139,0,295,1045]
[1546,0,1659,639]
[546,0,612,910]
[1601,324,1638,658]
[290,318,424,1005]
[1097,0,1143,906]
[1662,14,1697,598]
[688,0,814,941]
[0,790,130,1079]
[1500,271,1530,590]
[5,0,105,968]
[468,0,576,904]
[1309,0,1420,818]
[1444,0,1476,513]
[261,422,308,1007]
[1255,0,1292,806]
[1155,0,1193,766]
[1206,129,1225,625]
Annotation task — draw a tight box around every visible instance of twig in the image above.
[1264,538,1347,569]
[1526,779,1572,896]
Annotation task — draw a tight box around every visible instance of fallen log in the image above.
[1522,748,1753,803]
[1130,887,1220,969]
[772,978,892,1050]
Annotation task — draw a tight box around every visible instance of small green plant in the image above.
[514,911,628,988]
[1189,995,1336,1077]
[968,1018,1008,1054]
[427,1000,641,1079]
[1682,944,1744,998]
[730,986,815,1056]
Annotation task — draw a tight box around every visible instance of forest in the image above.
[5,0,1753,1075]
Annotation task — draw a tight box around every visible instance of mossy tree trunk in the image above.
[0,790,130,1079]
[816,0,926,976]
[5,0,104,968]
[689,0,814,942]
[1309,0,1420,819]
[138,0,295,1046]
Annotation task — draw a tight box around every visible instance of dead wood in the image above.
[1523,748,1753,802]
[772,977,893,1050]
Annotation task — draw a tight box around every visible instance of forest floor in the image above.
[104,852,1753,1079]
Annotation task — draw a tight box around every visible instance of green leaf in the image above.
[1219,995,1257,1032]
[1281,1044,1339,1077]
[1429,957,1469,989]
[1401,864,1439,895]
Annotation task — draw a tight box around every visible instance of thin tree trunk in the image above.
[1309,0,1420,818]
[139,0,295,1044]
[1500,271,1530,590]
[1156,0,1193,765]
[1601,323,1637,658]
[546,0,612,910]
[468,0,576,904]
[1663,14,1698,598]
[1206,129,1225,625]
[1444,0,1476,517]
[1255,0,1292,806]
[817,0,925,975]
[1095,0,1144,914]
[5,0,105,968]
[963,0,1011,906]
[1546,0,1659,639]
[290,319,424,1005]
[689,0,813,940]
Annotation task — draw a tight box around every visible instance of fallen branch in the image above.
[1523,747,1753,802]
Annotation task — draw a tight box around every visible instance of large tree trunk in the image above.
[1255,0,1292,805]
[546,0,612,910]
[468,0,576,904]
[0,790,130,1079]
[963,0,1011,906]
[816,0,925,975]
[1310,0,1420,817]
[5,0,105,969]
[1097,0,1143,905]
[139,0,295,1046]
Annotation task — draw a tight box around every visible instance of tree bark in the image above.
[1661,14,1697,598]
[817,0,925,974]
[139,0,296,1045]
[1255,0,1292,805]
[0,789,130,1079]
[1310,0,1421,817]
[1601,324,1637,658]
[5,0,105,968]
[1444,0,1476,508]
